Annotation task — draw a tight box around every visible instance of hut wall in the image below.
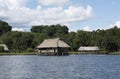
[58,48,69,55]
[38,48,58,55]
[37,47,69,56]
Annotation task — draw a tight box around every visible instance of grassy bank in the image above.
[69,51,105,54]
[69,51,120,55]
[0,52,36,56]
[0,51,120,56]
[109,51,120,55]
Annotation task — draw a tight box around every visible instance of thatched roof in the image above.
[37,38,70,48]
[0,44,9,51]
[78,46,99,51]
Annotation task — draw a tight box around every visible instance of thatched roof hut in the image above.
[37,38,70,56]
[0,44,9,51]
[78,46,100,52]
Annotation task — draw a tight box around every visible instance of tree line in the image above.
[0,20,120,53]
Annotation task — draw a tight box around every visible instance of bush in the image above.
[0,46,4,52]
[26,48,34,52]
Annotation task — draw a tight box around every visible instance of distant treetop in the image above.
[31,24,69,37]
[0,20,12,35]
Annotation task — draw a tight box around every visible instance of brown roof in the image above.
[37,38,70,48]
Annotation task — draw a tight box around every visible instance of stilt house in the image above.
[37,38,70,56]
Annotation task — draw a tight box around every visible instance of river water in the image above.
[0,55,120,79]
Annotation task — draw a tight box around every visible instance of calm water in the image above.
[0,55,120,79]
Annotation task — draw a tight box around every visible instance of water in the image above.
[0,55,120,79]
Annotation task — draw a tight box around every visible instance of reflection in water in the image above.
[0,55,120,79]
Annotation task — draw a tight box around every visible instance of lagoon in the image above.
[0,55,120,79]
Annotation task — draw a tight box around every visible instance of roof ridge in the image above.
[37,38,70,48]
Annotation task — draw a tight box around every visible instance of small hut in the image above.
[36,38,70,56]
[78,46,99,54]
[0,44,9,51]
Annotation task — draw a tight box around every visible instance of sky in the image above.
[0,0,120,31]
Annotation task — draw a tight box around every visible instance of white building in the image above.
[0,44,9,51]
[78,46,100,52]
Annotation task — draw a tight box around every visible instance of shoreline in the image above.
[0,52,36,56]
[0,51,120,56]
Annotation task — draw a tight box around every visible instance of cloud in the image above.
[0,0,28,9]
[62,5,93,22]
[38,0,69,6]
[0,0,94,31]
[82,26,91,31]
[12,28,24,31]
[115,21,120,28]
[108,21,120,28]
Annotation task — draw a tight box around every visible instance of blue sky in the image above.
[69,0,120,31]
[0,0,120,31]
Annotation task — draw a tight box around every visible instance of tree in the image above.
[0,46,4,52]
[31,24,69,37]
[103,27,120,52]
[0,20,12,35]
[31,26,43,33]
[62,32,76,51]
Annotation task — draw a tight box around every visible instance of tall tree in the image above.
[0,20,12,35]
[31,24,69,37]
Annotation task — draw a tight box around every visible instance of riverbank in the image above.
[0,51,120,55]
[109,51,120,55]
[0,52,36,56]
[69,51,120,55]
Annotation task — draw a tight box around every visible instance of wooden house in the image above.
[78,46,100,53]
[36,38,70,56]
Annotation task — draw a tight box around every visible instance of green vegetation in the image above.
[31,24,68,37]
[69,51,108,55]
[0,20,120,55]
[0,20,12,35]
[109,51,120,55]
[0,52,35,56]
[0,46,4,52]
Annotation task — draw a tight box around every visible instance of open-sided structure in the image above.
[78,46,100,53]
[37,38,70,56]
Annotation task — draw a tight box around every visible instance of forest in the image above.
[0,20,120,53]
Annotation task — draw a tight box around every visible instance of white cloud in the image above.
[0,0,94,31]
[0,0,28,9]
[38,0,69,6]
[62,5,93,22]
[82,26,91,31]
[12,28,24,31]
[115,21,120,28]
[108,21,120,28]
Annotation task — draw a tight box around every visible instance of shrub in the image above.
[26,48,34,52]
[0,46,4,52]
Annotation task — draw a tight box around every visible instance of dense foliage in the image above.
[0,20,120,53]
[0,20,12,35]
[0,46,4,52]
[76,27,120,52]
[31,24,69,37]
[0,32,44,52]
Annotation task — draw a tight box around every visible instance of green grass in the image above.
[69,51,120,55]
[109,51,120,55]
[0,52,36,56]
[0,51,120,56]
[69,51,100,54]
